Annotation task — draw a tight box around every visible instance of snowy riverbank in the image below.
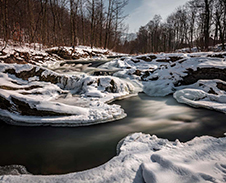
[1,44,226,182]
[100,51,226,113]
[0,40,124,65]
[1,133,226,183]
[0,63,134,126]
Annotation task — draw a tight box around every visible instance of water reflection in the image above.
[0,93,226,175]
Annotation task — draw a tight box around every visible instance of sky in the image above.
[124,0,189,33]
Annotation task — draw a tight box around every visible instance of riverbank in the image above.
[1,42,226,182]
[1,132,225,183]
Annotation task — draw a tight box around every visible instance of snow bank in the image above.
[99,52,226,113]
[0,63,134,126]
[45,45,123,61]
[174,80,226,113]
[1,133,226,182]
[0,40,125,67]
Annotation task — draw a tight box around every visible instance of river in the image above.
[0,93,226,175]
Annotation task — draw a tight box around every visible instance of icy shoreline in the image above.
[0,63,134,126]
[1,133,226,183]
[1,44,226,182]
[100,51,226,114]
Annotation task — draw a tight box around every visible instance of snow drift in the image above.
[0,63,134,126]
[100,52,226,113]
[1,133,226,183]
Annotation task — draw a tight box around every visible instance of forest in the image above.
[0,0,226,53]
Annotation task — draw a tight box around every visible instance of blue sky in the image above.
[124,0,189,33]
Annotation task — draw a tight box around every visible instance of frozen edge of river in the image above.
[1,132,226,183]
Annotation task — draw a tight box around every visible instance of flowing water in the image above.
[0,93,226,175]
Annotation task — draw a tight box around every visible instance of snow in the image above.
[0,63,134,126]
[174,88,226,113]
[1,43,226,181]
[99,51,226,113]
[1,133,226,183]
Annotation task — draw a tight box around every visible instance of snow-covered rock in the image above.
[174,80,226,113]
[0,63,134,126]
[100,52,226,113]
[1,133,226,183]
[0,40,125,67]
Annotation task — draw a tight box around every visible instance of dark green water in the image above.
[0,93,226,175]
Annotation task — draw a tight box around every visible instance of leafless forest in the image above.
[0,0,225,53]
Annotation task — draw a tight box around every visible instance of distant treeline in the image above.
[0,0,128,51]
[125,0,226,54]
[0,0,225,53]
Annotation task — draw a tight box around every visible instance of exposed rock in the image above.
[216,82,226,92]
[4,67,62,84]
[141,71,150,81]
[0,93,72,117]
[131,59,140,63]
[0,85,42,91]
[10,96,70,116]
[169,56,184,62]
[46,48,72,60]
[156,58,170,62]
[0,95,11,110]
[156,56,183,63]
[0,50,7,56]
[171,63,176,67]
[207,53,226,58]
[208,87,218,95]
[176,68,226,86]
[105,79,117,93]
[93,71,112,76]
[149,76,159,81]
[107,55,123,59]
[15,50,30,62]
[133,70,142,76]
[3,54,27,64]
[136,55,157,62]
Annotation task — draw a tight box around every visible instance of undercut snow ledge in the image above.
[1,133,226,183]
[174,88,226,114]
[0,63,134,126]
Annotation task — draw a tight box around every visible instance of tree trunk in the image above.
[204,0,210,50]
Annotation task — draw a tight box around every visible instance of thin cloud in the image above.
[124,0,188,33]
